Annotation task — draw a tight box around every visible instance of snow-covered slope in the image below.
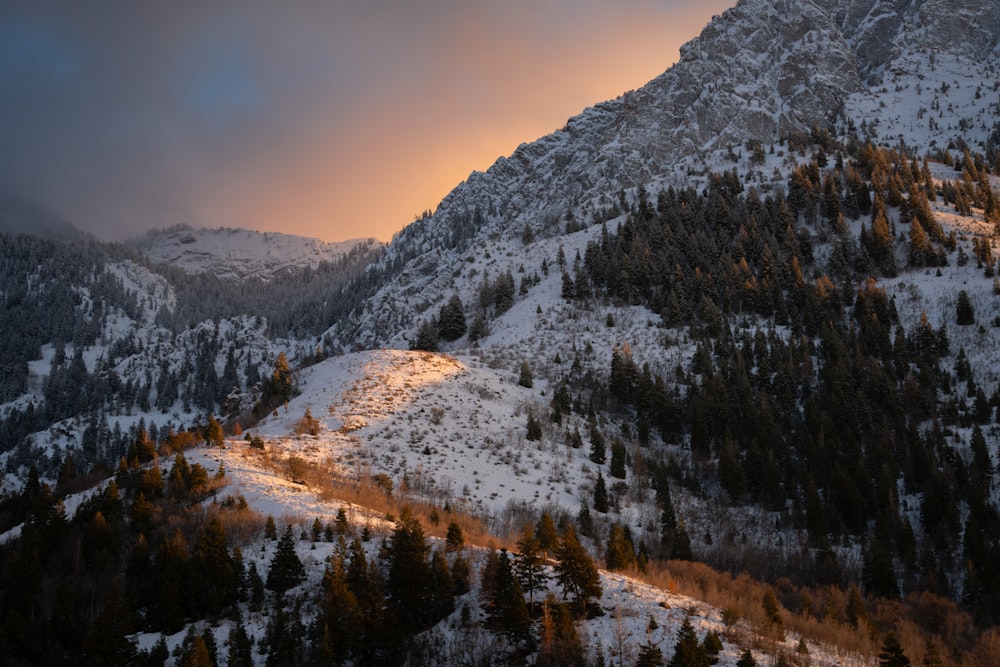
[129,225,381,281]
[329,0,1000,350]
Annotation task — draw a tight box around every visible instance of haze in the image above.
[0,1,733,243]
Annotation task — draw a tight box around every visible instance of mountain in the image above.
[333,0,1000,349]
[0,193,89,241]
[127,225,382,282]
[2,1,1000,664]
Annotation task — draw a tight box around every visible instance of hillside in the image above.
[1,0,1000,665]
[128,225,381,282]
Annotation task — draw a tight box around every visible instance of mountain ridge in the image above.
[328,0,1000,350]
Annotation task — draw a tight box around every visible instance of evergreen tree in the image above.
[736,648,757,667]
[637,641,666,667]
[589,421,606,464]
[526,412,543,441]
[204,414,224,447]
[878,632,911,667]
[226,614,254,667]
[554,525,602,614]
[518,360,534,388]
[536,512,558,555]
[385,509,431,633]
[669,617,709,667]
[609,440,627,479]
[536,595,586,667]
[410,319,440,352]
[445,521,465,551]
[594,472,609,513]
[605,524,635,571]
[266,525,305,593]
[956,290,975,325]
[491,549,532,642]
[514,523,548,609]
[316,557,362,663]
[761,588,785,640]
[846,584,869,628]
[438,294,468,341]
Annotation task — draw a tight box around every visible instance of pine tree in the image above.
[761,588,785,640]
[637,641,666,667]
[491,549,532,642]
[518,360,534,388]
[669,617,709,667]
[438,294,468,341]
[736,648,757,667]
[536,594,586,667]
[445,521,465,551]
[316,558,362,663]
[266,524,305,593]
[410,319,440,352]
[594,472,609,513]
[514,523,548,609]
[536,512,558,555]
[386,509,431,633]
[878,632,911,667]
[609,440,627,479]
[226,613,254,667]
[554,525,602,614]
[526,412,543,441]
[589,421,606,464]
[605,524,635,571]
[204,414,224,447]
[956,290,975,325]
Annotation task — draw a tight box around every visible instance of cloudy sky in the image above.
[0,1,733,243]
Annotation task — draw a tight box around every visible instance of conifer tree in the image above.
[386,509,431,633]
[438,294,467,341]
[316,557,362,663]
[514,523,548,609]
[226,613,254,667]
[589,421,606,464]
[762,588,784,639]
[669,617,709,667]
[518,360,534,388]
[878,632,911,667]
[536,512,558,555]
[605,524,636,571]
[554,525,602,614]
[594,471,609,513]
[637,641,666,667]
[956,290,975,325]
[445,521,465,551]
[609,440,627,479]
[266,524,305,593]
[536,594,586,667]
[491,549,531,642]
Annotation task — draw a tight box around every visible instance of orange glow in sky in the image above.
[194,3,735,242]
[0,1,735,243]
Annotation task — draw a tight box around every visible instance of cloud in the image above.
[0,0,733,242]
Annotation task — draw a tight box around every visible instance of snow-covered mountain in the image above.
[3,1,1000,664]
[128,225,381,281]
[332,0,1000,349]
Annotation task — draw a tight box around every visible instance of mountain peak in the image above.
[128,226,382,281]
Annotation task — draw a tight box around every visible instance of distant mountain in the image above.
[0,193,88,241]
[127,224,382,281]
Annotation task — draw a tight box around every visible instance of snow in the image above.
[128,226,381,281]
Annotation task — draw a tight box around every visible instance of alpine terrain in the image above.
[2,0,1000,665]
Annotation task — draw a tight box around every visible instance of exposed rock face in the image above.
[332,0,1000,348]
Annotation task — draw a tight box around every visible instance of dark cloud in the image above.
[0,1,732,242]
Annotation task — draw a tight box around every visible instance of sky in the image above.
[0,1,734,243]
